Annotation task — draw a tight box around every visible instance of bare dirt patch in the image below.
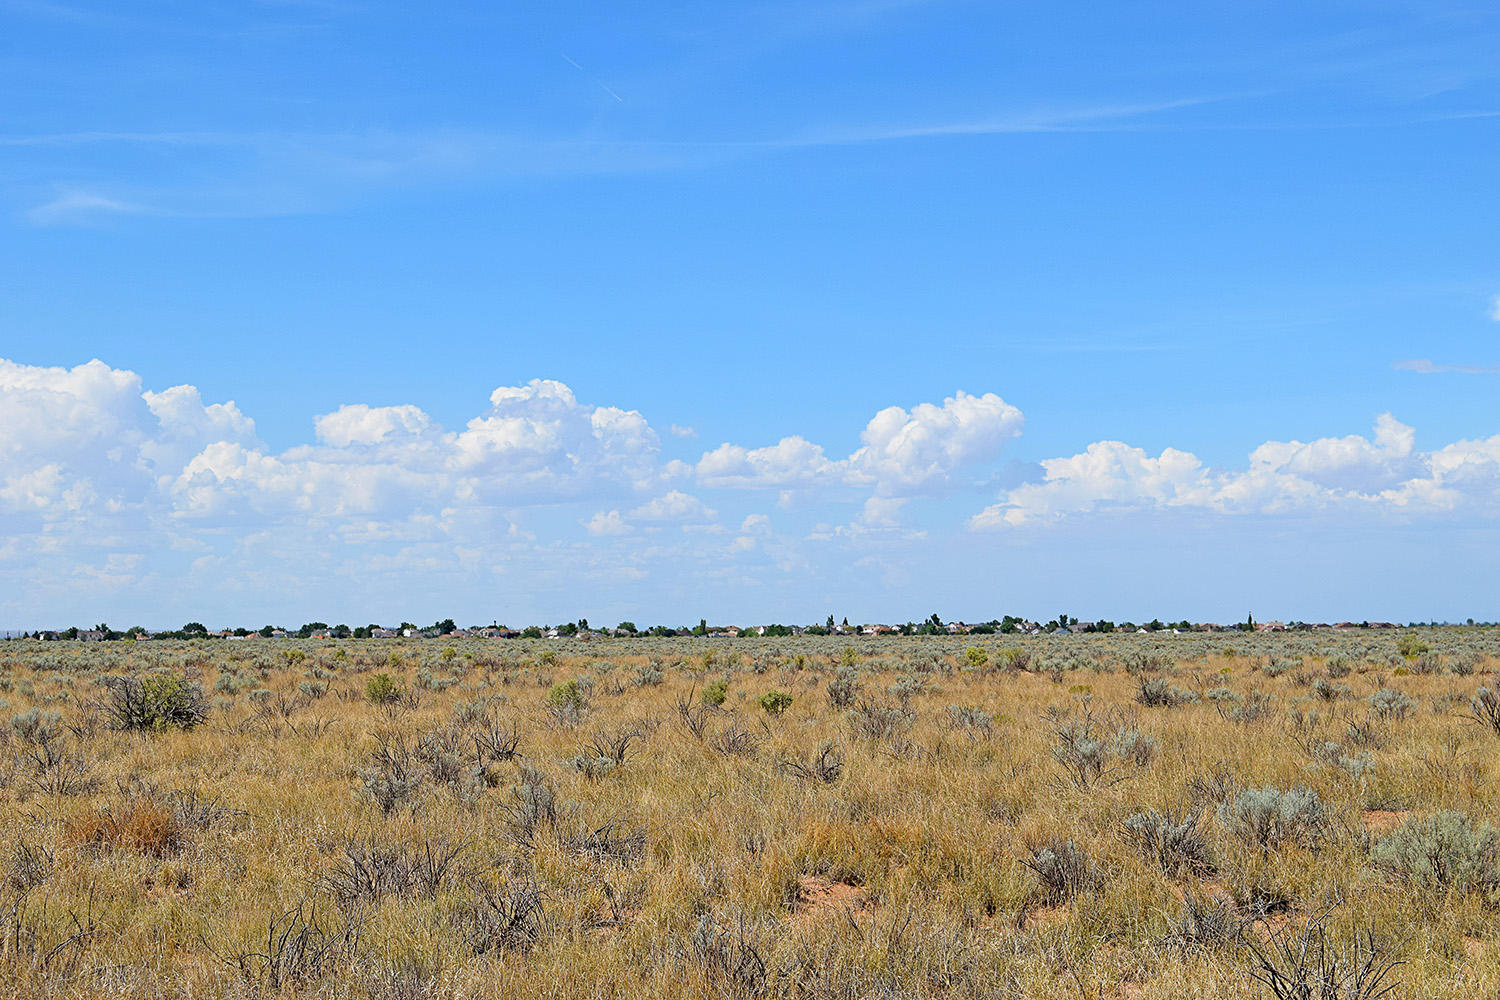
[792,875,870,923]
[1363,809,1410,833]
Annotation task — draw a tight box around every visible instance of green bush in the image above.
[758,690,793,716]
[701,679,728,707]
[106,673,206,731]
[365,672,404,705]
[964,646,989,668]
[1396,635,1430,658]
[547,679,583,710]
[1372,811,1500,895]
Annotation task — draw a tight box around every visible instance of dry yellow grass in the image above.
[0,630,1495,998]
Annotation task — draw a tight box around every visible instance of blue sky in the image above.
[1,0,1497,628]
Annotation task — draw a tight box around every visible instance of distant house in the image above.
[78,630,105,642]
[370,628,398,639]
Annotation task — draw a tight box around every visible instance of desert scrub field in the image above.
[0,631,1498,999]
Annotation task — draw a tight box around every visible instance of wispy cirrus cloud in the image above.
[25,189,150,225]
[2,96,1232,224]
[1393,358,1500,375]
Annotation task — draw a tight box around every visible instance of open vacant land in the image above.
[1,631,1497,998]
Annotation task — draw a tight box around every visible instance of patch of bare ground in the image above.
[792,875,871,924]
[1363,809,1410,833]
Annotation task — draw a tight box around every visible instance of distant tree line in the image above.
[10,612,1494,640]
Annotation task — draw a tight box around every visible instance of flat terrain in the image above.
[0,631,1497,998]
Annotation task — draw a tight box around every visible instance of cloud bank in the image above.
[2,356,1497,623]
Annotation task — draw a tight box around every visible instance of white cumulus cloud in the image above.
[314,404,432,446]
[971,414,1500,529]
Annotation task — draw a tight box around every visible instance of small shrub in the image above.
[701,679,728,707]
[319,837,465,911]
[65,798,186,857]
[780,741,843,784]
[826,666,860,708]
[1311,678,1351,702]
[1137,678,1197,708]
[1113,727,1159,768]
[454,880,547,954]
[1052,722,1114,789]
[1371,810,1500,895]
[360,731,427,813]
[1024,838,1104,904]
[104,674,206,731]
[963,646,989,668]
[6,841,54,895]
[1218,786,1326,849]
[1123,809,1215,876]
[365,672,404,705]
[758,691,793,716]
[889,674,927,703]
[1468,686,1500,736]
[1396,635,1429,658]
[999,647,1032,672]
[945,704,994,738]
[1217,690,1273,725]
[502,767,567,849]
[691,914,769,997]
[848,699,913,739]
[1369,688,1414,721]
[546,679,590,726]
[714,718,760,757]
[9,709,62,746]
[546,679,583,709]
[1261,656,1296,679]
[1451,651,1479,676]
[1244,910,1403,1000]
[1166,893,1240,951]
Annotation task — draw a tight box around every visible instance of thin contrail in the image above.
[561,52,624,102]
